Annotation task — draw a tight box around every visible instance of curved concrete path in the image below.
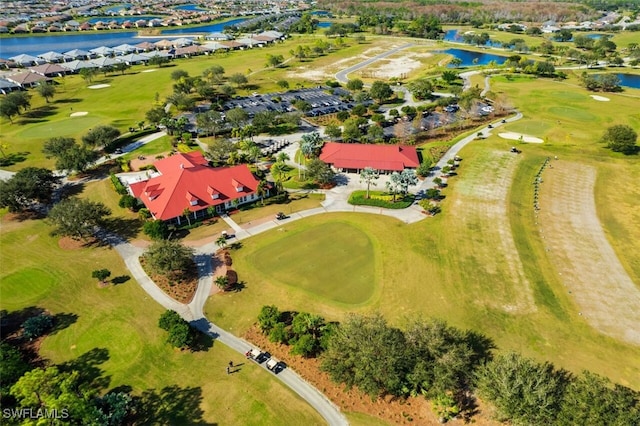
[97,229,348,426]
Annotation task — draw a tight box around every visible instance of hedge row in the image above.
[348,190,414,209]
[110,173,127,195]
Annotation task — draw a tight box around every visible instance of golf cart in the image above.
[276,212,287,220]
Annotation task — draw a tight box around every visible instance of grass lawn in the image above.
[0,217,324,425]
[231,193,325,225]
[247,221,377,305]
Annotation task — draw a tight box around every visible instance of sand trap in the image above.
[70,111,88,117]
[88,84,110,89]
[499,132,543,143]
[142,69,157,73]
[590,95,610,101]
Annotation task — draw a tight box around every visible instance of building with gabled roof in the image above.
[319,142,420,174]
[128,152,261,224]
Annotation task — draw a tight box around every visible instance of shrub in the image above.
[22,314,54,339]
[118,194,139,210]
[110,174,128,195]
[348,190,414,209]
[416,162,431,178]
[143,220,169,240]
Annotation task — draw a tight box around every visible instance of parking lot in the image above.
[223,87,365,118]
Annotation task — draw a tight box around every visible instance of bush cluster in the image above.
[348,190,414,209]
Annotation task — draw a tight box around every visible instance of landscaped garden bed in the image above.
[348,190,414,209]
[139,257,198,304]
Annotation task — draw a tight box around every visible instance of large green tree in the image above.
[369,81,393,104]
[47,198,111,240]
[305,159,335,186]
[600,124,638,155]
[475,352,569,425]
[11,367,101,422]
[321,313,410,397]
[82,125,121,150]
[143,240,195,279]
[36,82,56,103]
[0,343,30,396]
[196,110,224,137]
[0,167,59,212]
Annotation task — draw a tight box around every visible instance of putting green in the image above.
[505,120,552,136]
[247,222,376,304]
[0,267,58,309]
[47,319,144,368]
[18,116,103,140]
[547,106,597,122]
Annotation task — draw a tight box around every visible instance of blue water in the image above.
[173,4,207,11]
[0,18,247,57]
[443,29,501,47]
[441,48,507,67]
[104,4,131,14]
[609,74,640,89]
[87,16,161,24]
[318,22,331,28]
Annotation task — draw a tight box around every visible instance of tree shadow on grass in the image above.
[59,347,111,392]
[0,151,30,167]
[135,385,212,425]
[0,307,45,336]
[50,312,78,336]
[104,217,142,242]
[20,105,58,120]
[111,275,131,285]
[57,181,85,200]
[54,98,82,104]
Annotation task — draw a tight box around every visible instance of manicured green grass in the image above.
[0,217,324,425]
[120,135,173,161]
[232,193,324,225]
[247,221,377,305]
[17,115,105,140]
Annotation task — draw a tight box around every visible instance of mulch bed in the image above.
[139,258,198,304]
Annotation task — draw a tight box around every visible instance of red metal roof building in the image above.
[129,152,260,224]
[319,142,420,174]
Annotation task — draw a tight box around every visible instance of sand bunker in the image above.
[499,132,543,143]
[142,69,157,73]
[590,95,610,101]
[88,84,110,89]
[70,111,88,117]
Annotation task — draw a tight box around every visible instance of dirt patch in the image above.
[58,236,100,250]
[453,151,536,314]
[537,161,640,345]
[367,52,433,79]
[70,111,88,117]
[244,326,498,425]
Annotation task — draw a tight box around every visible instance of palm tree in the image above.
[215,275,229,291]
[256,180,269,206]
[216,235,228,250]
[276,152,290,163]
[270,162,288,193]
[182,207,192,226]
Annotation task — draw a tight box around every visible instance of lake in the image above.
[0,18,248,58]
[87,16,161,24]
[616,73,640,89]
[440,48,507,67]
[173,4,207,11]
[443,29,502,47]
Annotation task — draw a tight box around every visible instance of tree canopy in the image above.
[0,167,59,213]
[600,124,638,155]
[47,198,111,240]
[369,81,393,104]
[143,240,195,279]
[82,125,121,151]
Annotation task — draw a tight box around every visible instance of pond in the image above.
[173,4,208,11]
[439,48,508,67]
[443,29,502,47]
[616,73,640,89]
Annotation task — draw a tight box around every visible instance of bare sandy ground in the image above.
[538,161,640,345]
[498,132,543,143]
[70,111,88,117]
[290,46,429,81]
[88,84,110,89]
[142,69,157,73]
[454,152,536,314]
[590,95,610,101]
